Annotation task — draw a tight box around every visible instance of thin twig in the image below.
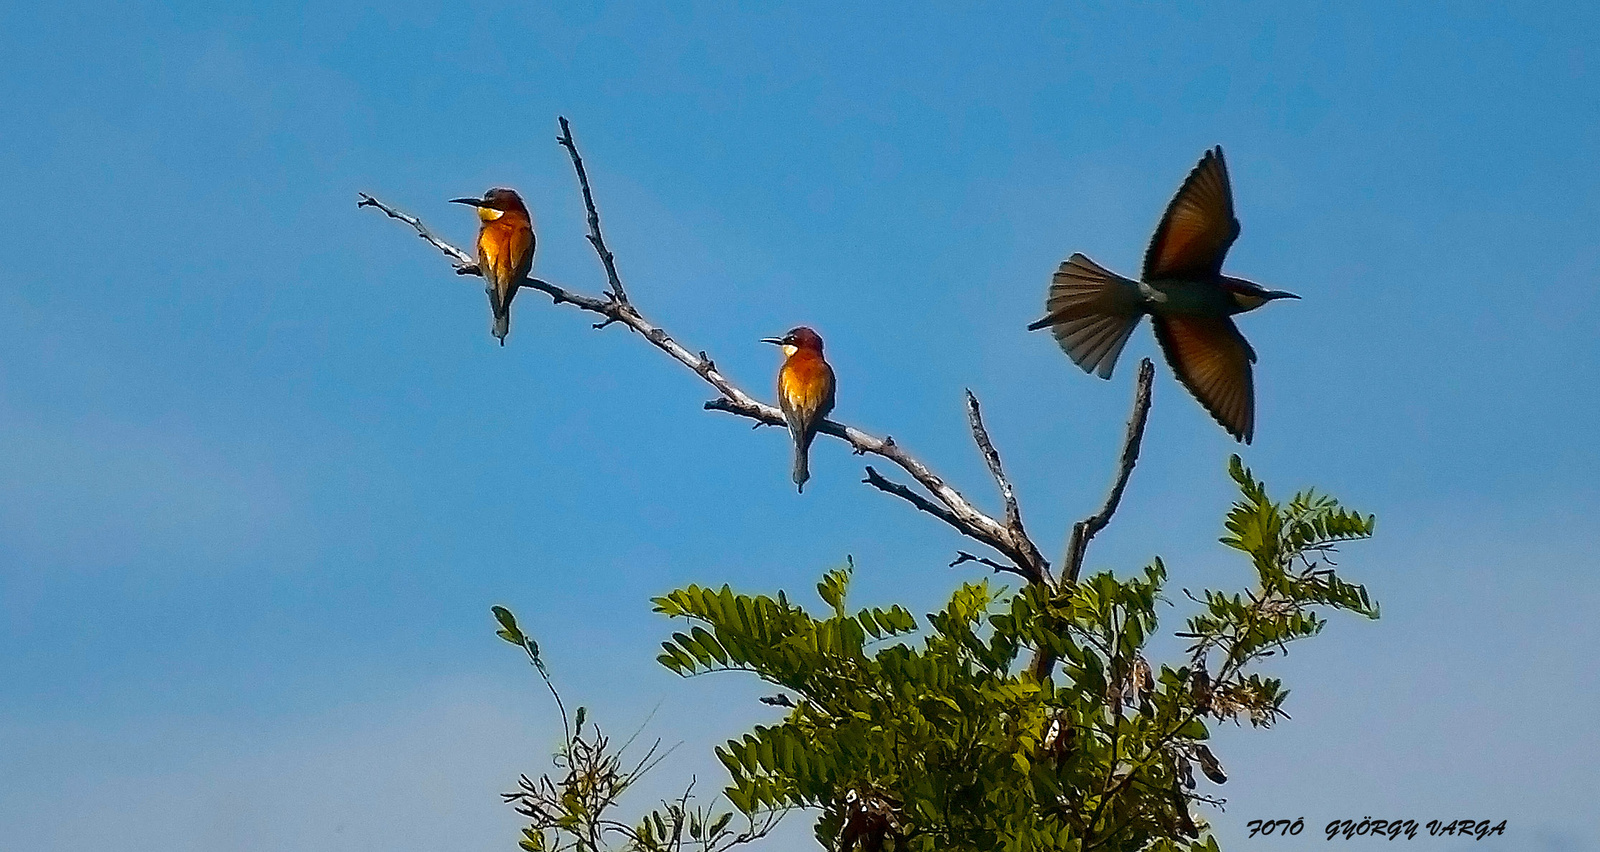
[965,390,1022,530]
[862,466,1015,567]
[357,193,475,267]
[557,116,629,305]
[1063,358,1155,584]
[860,467,1028,580]
[965,390,1047,583]
[1029,358,1156,681]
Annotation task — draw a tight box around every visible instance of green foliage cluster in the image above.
[648,457,1376,851]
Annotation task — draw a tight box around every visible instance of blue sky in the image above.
[2,2,1597,849]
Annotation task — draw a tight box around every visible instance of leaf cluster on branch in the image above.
[647,459,1375,851]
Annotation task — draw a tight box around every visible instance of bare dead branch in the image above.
[1027,359,1156,681]
[360,118,1048,577]
[862,466,975,541]
[557,116,629,305]
[965,390,1021,529]
[860,468,1029,579]
[357,193,475,268]
[965,390,1048,582]
[703,396,1043,572]
[1063,358,1156,584]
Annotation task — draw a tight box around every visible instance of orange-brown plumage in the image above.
[765,327,836,492]
[452,188,535,345]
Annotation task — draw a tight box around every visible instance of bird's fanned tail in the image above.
[1028,253,1145,379]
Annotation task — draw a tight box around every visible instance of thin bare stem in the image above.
[357,193,475,267]
[1063,358,1156,584]
[1028,359,1156,681]
[862,466,1032,579]
[965,390,1047,583]
[557,116,629,305]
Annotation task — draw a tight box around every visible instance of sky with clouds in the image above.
[2,2,1597,850]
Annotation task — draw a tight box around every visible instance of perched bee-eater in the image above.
[1027,147,1298,443]
[762,327,836,493]
[451,188,535,346]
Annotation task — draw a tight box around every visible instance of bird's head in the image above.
[761,326,825,358]
[450,187,529,222]
[1222,276,1300,313]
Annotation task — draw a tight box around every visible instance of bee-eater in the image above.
[762,327,836,493]
[450,188,535,346]
[1027,147,1298,443]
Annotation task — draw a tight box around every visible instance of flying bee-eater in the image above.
[450,187,535,346]
[762,327,836,493]
[1027,147,1299,443]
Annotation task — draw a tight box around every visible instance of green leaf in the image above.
[623,497,1377,850]
[817,559,853,616]
[491,605,524,644]
[691,626,729,666]
[1175,716,1209,740]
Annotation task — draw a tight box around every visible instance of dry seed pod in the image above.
[1194,744,1227,784]
[1190,666,1212,712]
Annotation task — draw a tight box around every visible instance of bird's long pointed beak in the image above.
[1267,290,1301,301]
[760,337,785,345]
[449,197,485,206]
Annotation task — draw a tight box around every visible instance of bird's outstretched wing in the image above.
[1143,147,1239,282]
[1151,314,1257,443]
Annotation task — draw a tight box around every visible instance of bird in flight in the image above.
[762,327,836,492]
[451,188,535,346]
[1027,147,1298,443]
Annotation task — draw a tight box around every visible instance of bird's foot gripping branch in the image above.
[648,458,1376,852]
